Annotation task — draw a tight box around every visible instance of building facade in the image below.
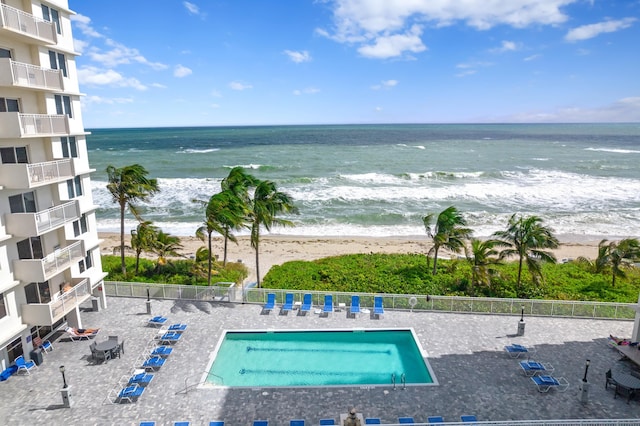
[0,0,106,369]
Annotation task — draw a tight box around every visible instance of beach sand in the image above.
[98,233,602,284]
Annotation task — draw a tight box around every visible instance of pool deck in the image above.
[1,296,639,425]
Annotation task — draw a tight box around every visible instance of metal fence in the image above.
[104,281,637,320]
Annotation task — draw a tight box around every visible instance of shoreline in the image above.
[98,232,604,284]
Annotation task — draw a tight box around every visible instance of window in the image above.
[41,4,61,34]
[54,95,72,118]
[78,250,93,273]
[0,146,28,164]
[0,47,11,58]
[0,97,20,112]
[60,136,77,158]
[9,191,36,213]
[72,214,88,237]
[0,292,6,319]
[48,50,67,77]
[25,282,51,304]
[66,176,82,198]
[17,237,43,259]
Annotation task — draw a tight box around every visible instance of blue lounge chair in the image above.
[253,421,269,426]
[142,356,166,371]
[428,416,444,423]
[148,316,167,327]
[262,293,276,313]
[168,323,187,333]
[323,295,333,315]
[15,355,37,375]
[290,421,304,426]
[173,423,190,426]
[118,384,145,403]
[399,417,415,424]
[460,415,478,424]
[139,422,155,426]
[504,344,535,358]
[299,293,312,315]
[531,375,569,392]
[40,340,53,353]
[209,422,225,426]
[151,345,173,358]
[373,296,384,318]
[365,419,381,425]
[349,295,361,318]
[281,293,295,314]
[158,331,182,344]
[129,372,154,387]
[319,420,335,425]
[519,360,554,376]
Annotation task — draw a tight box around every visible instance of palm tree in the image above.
[130,221,158,274]
[422,206,473,275]
[248,180,297,287]
[466,238,502,294]
[589,238,640,287]
[106,164,159,274]
[152,230,183,272]
[492,214,559,293]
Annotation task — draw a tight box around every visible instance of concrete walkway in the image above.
[1,296,639,426]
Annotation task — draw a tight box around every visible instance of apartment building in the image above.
[0,0,106,369]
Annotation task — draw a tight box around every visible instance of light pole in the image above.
[59,365,71,407]
[146,287,152,314]
[520,305,525,322]
[59,365,67,388]
[580,359,591,403]
[583,359,590,382]
[517,305,526,336]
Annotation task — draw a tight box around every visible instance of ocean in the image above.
[87,123,640,240]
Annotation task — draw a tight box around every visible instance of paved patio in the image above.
[1,296,639,426]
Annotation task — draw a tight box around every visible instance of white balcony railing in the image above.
[0,3,56,43]
[5,200,79,237]
[0,58,64,91]
[0,159,73,189]
[21,278,90,326]
[20,113,69,136]
[13,240,85,283]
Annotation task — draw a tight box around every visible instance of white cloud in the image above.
[371,79,398,90]
[293,87,321,95]
[565,17,637,42]
[319,0,576,58]
[455,61,491,77]
[183,2,201,15]
[490,40,519,53]
[174,65,193,78]
[211,89,223,98]
[506,97,640,122]
[284,50,312,63]
[70,14,103,38]
[86,40,167,70]
[524,54,542,61]
[211,103,221,109]
[151,83,167,89]
[455,69,477,78]
[77,66,147,90]
[81,95,134,106]
[229,81,253,91]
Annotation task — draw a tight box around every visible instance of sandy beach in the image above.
[99,232,603,284]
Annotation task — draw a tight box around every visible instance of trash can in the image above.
[91,297,101,312]
[30,349,43,366]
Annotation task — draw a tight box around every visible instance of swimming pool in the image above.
[202,328,437,388]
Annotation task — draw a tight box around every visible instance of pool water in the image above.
[204,329,436,387]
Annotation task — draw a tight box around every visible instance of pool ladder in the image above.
[391,373,406,390]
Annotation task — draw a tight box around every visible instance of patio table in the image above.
[95,340,119,360]
[612,371,640,402]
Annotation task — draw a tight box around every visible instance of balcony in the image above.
[13,240,85,283]
[0,58,64,91]
[21,278,90,326]
[0,158,73,189]
[0,113,69,138]
[5,200,79,237]
[0,3,56,44]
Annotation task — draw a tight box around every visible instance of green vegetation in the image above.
[261,253,640,303]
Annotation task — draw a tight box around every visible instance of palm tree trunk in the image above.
[255,242,261,288]
[517,256,524,294]
[223,229,229,266]
[207,231,213,286]
[432,246,439,275]
[135,250,141,274]
[119,200,126,275]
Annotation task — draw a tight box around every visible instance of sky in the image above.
[67,0,640,128]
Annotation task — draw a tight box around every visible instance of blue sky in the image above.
[68,0,640,128]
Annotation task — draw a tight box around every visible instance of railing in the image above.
[103,282,637,321]
[7,59,64,91]
[36,200,79,234]
[21,278,90,325]
[43,240,84,278]
[28,159,73,185]
[0,3,56,43]
[19,113,68,136]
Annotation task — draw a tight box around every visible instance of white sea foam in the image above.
[179,148,220,154]
[585,147,640,154]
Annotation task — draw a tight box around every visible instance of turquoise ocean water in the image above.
[87,123,640,240]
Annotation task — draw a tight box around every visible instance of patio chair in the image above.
[262,293,276,314]
[147,316,168,327]
[299,294,312,315]
[108,335,118,342]
[253,421,269,426]
[209,422,225,426]
[531,375,570,392]
[168,323,188,333]
[399,417,415,424]
[504,343,535,358]
[319,419,335,425]
[139,422,155,426]
[605,369,618,390]
[373,296,384,319]
[281,293,295,314]
[173,422,190,426]
[519,360,554,377]
[117,383,145,403]
[349,295,361,318]
[65,327,99,341]
[460,415,478,424]
[323,294,333,315]
[151,345,173,358]
[427,416,444,423]
[129,372,154,387]
[95,347,111,364]
[142,355,166,371]
[364,419,381,424]
[40,340,53,353]
[157,331,182,344]
[15,355,37,375]
[290,421,305,426]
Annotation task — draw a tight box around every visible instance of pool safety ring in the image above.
[408,296,418,308]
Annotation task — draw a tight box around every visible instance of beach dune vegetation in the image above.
[578,238,640,287]
[130,221,159,275]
